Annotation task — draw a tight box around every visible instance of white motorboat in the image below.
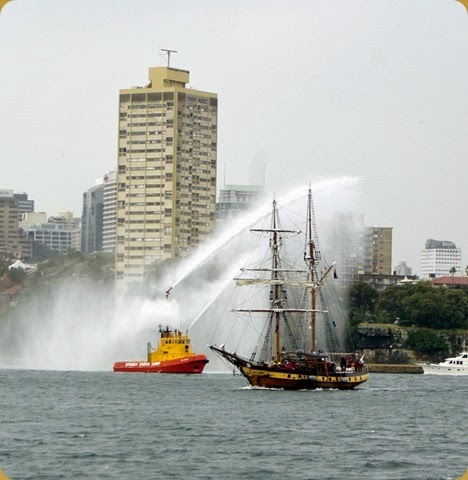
[421,351,468,375]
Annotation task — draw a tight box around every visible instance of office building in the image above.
[420,239,462,278]
[25,212,81,257]
[115,65,218,287]
[102,171,116,253]
[19,212,48,261]
[81,171,116,255]
[81,182,104,254]
[27,224,77,255]
[13,193,34,220]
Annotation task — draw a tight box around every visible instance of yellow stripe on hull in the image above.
[0,467,11,480]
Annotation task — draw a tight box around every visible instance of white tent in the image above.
[8,259,36,272]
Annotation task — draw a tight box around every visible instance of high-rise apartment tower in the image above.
[115,66,218,287]
[360,226,393,275]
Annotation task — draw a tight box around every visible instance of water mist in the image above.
[0,176,362,372]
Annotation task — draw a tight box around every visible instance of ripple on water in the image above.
[0,370,467,480]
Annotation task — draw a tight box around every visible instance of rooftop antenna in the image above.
[161,48,177,67]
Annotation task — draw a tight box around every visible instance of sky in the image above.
[0,0,467,274]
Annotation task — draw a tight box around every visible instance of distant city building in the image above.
[102,171,116,253]
[0,189,20,258]
[115,65,218,288]
[27,224,77,255]
[17,233,33,261]
[0,190,35,260]
[13,192,34,220]
[24,212,81,257]
[81,172,115,255]
[18,212,43,261]
[357,272,418,292]
[322,212,365,288]
[420,239,462,278]
[81,182,104,254]
[216,184,264,224]
[393,260,412,276]
[322,218,393,286]
[360,227,393,276]
[19,212,48,229]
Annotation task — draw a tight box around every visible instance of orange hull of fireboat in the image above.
[113,326,209,374]
[113,355,208,374]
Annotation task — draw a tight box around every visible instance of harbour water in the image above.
[1,369,467,480]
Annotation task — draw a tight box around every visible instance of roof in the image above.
[432,276,468,286]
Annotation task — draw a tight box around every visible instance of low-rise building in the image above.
[357,273,418,292]
[431,276,468,288]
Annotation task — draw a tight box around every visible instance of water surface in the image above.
[0,370,467,479]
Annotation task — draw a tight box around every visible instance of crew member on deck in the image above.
[340,356,347,372]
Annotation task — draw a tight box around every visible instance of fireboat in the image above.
[113,326,209,374]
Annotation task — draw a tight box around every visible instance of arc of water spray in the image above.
[186,258,248,332]
[169,177,361,291]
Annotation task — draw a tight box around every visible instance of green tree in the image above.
[374,284,408,324]
[440,288,468,329]
[347,281,378,325]
[375,282,436,326]
[401,289,443,328]
[348,281,379,311]
[403,328,448,355]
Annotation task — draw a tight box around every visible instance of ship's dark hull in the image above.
[210,346,368,390]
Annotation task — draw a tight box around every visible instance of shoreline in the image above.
[368,364,423,374]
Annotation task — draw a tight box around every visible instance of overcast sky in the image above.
[1,0,467,274]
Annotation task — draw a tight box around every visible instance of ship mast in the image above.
[272,199,281,362]
[305,187,317,352]
[236,198,307,362]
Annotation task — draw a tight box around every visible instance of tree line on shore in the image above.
[348,281,468,355]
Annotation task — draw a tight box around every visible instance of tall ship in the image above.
[209,187,369,390]
[113,326,209,374]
